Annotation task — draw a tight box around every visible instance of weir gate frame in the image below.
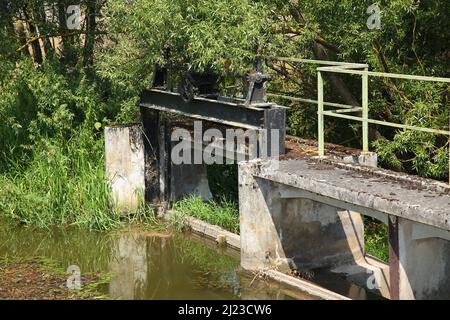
[138,87,286,207]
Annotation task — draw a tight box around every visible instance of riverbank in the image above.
[0,257,108,300]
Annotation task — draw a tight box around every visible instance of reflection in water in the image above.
[0,220,311,300]
[109,232,149,299]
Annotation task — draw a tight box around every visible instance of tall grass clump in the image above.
[172,195,239,234]
[0,59,138,230]
[0,128,120,230]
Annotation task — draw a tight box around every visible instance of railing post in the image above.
[318,71,325,157]
[362,68,369,153]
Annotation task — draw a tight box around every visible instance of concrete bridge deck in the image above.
[250,158,450,233]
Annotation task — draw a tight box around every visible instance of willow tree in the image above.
[99,0,279,92]
[1,0,447,180]
[266,0,449,180]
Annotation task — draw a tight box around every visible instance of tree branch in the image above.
[16,30,107,53]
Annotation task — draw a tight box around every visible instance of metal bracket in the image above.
[178,69,220,103]
[151,65,168,89]
[245,57,272,106]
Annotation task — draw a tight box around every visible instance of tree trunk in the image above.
[313,42,381,141]
[312,42,360,107]
[57,0,68,57]
[34,2,54,58]
[83,0,97,67]
[57,0,76,65]
[23,6,43,65]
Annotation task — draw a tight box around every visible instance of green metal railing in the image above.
[265,56,450,183]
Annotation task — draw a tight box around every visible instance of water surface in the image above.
[0,220,312,300]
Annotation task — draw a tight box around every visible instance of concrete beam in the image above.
[250,159,450,232]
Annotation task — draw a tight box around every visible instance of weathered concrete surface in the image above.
[239,157,450,299]
[239,154,376,274]
[398,218,450,299]
[263,270,349,300]
[170,162,212,201]
[239,171,364,271]
[342,152,378,168]
[248,159,450,232]
[239,170,365,272]
[105,125,145,214]
[170,213,240,250]
[331,256,391,299]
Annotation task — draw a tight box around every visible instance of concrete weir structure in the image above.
[106,119,450,299]
[116,57,450,299]
[239,156,450,300]
[138,89,286,207]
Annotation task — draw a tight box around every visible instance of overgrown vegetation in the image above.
[0,2,142,229]
[0,1,448,233]
[170,164,239,234]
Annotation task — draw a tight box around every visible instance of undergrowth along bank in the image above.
[171,195,240,235]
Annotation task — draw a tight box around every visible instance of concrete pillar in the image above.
[239,161,365,273]
[396,218,450,299]
[105,124,145,214]
[239,164,285,271]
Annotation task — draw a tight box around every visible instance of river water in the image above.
[0,220,314,300]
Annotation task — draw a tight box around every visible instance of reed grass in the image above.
[0,127,149,231]
[172,195,240,234]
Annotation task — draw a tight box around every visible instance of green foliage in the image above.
[0,129,119,230]
[172,195,239,234]
[0,0,448,231]
[206,164,238,202]
[0,56,135,229]
[265,0,449,179]
[371,81,448,179]
[99,0,273,87]
[364,217,388,262]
